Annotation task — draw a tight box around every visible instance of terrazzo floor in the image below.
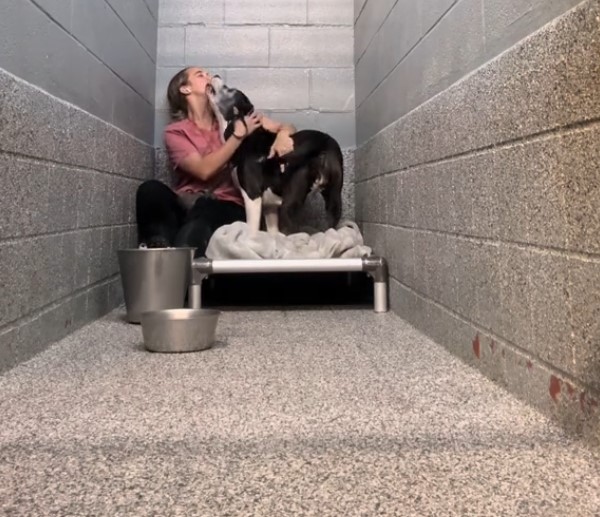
[1,308,599,516]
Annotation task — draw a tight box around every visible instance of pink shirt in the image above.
[164,118,243,206]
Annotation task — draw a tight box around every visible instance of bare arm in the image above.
[262,116,297,159]
[261,116,296,135]
[176,113,262,181]
[178,134,242,181]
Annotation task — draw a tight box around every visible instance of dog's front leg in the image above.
[263,207,279,235]
[241,189,262,236]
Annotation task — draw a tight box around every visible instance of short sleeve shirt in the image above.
[164,118,243,206]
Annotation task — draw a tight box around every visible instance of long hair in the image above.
[166,67,191,121]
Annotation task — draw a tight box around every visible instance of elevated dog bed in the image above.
[190,221,388,313]
[205,220,371,260]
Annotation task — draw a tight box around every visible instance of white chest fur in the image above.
[262,188,282,207]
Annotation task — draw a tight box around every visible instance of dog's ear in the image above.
[234,91,255,116]
[223,104,236,121]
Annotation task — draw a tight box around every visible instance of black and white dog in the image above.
[208,76,343,236]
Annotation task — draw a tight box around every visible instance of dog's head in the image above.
[208,75,254,122]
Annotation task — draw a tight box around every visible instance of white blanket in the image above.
[206,220,372,260]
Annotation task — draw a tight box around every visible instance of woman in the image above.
[136,67,296,256]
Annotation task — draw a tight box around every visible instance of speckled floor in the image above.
[1,308,599,516]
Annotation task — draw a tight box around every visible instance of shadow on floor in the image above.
[201,271,374,309]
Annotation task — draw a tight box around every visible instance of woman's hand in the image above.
[233,112,263,139]
[268,130,294,159]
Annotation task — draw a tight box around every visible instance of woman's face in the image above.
[182,67,213,97]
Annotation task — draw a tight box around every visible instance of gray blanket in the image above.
[205,220,372,260]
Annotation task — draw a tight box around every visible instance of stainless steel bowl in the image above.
[140,308,220,353]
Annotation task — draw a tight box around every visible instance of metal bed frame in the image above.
[187,256,389,313]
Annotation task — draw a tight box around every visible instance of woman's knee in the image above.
[136,179,171,203]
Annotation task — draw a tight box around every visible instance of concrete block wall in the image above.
[154,0,357,226]
[355,0,600,443]
[0,1,157,372]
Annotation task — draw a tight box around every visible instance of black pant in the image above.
[135,180,245,257]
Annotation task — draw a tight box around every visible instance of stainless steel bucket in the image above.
[117,247,195,323]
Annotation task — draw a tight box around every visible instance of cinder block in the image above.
[411,231,429,297]
[154,109,172,149]
[424,299,481,370]
[414,230,444,303]
[0,154,49,240]
[389,279,431,337]
[266,110,318,132]
[418,0,457,34]
[112,80,155,144]
[411,165,438,231]
[385,226,415,288]
[0,1,111,124]
[354,0,367,22]
[0,71,76,165]
[270,27,353,68]
[11,0,150,139]
[317,112,356,149]
[73,229,93,289]
[494,244,532,348]
[528,251,573,371]
[308,0,353,25]
[568,258,600,392]
[433,161,456,234]
[398,171,418,228]
[186,27,268,67]
[157,27,185,66]
[354,0,396,62]
[0,327,18,374]
[71,0,155,103]
[159,0,224,25]
[361,222,386,257]
[355,0,420,106]
[453,238,483,324]
[155,67,181,111]
[47,164,79,233]
[379,174,395,224]
[108,125,155,179]
[86,283,112,321]
[355,51,417,144]
[226,0,307,24]
[357,1,600,171]
[489,145,529,244]
[226,68,310,110]
[105,0,158,60]
[145,0,159,20]
[561,127,600,255]
[361,176,381,224]
[13,290,91,367]
[32,0,73,30]
[429,233,458,309]
[356,0,484,144]
[108,276,125,309]
[0,235,75,327]
[310,68,354,111]
[341,149,356,220]
[484,0,581,59]
[87,228,114,286]
[394,174,413,228]
[0,242,25,326]
[113,177,137,226]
